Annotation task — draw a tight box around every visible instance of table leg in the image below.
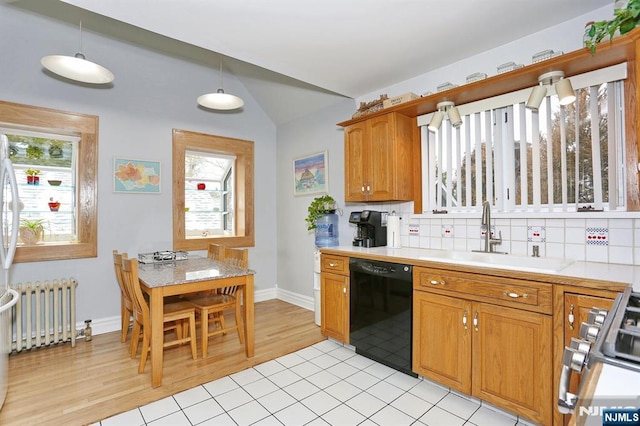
[244,274,254,357]
[149,289,164,387]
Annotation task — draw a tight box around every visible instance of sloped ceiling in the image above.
[12,0,611,125]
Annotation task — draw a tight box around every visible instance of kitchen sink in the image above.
[418,250,575,274]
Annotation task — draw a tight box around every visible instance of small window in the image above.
[0,100,98,263]
[2,129,79,243]
[184,150,235,238]
[173,129,254,250]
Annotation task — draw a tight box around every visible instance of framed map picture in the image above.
[293,151,328,196]
[113,157,161,193]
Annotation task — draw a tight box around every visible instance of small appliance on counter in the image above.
[349,210,387,247]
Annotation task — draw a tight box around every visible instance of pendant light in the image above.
[197,59,244,111]
[41,21,114,85]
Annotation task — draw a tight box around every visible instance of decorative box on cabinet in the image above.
[343,112,415,202]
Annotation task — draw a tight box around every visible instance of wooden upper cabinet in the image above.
[344,112,415,202]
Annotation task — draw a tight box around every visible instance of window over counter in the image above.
[420,64,627,215]
[0,100,98,262]
[172,129,254,250]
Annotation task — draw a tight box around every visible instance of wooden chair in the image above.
[186,247,248,358]
[121,256,198,372]
[113,250,133,343]
[207,243,224,261]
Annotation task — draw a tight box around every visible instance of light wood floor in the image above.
[0,299,325,426]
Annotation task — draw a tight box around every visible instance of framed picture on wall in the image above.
[113,157,161,193]
[293,150,328,196]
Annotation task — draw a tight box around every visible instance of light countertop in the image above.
[320,246,640,292]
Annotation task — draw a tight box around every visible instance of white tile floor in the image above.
[95,340,539,426]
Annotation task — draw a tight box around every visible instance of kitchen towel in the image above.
[387,214,401,248]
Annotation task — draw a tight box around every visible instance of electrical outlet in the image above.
[586,227,608,245]
[441,224,454,238]
[409,224,420,235]
[528,226,545,242]
[480,226,496,238]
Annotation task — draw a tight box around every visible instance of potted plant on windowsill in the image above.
[25,168,41,185]
[584,0,640,53]
[305,194,339,247]
[19,218,46,245]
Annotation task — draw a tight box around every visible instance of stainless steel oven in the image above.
[558,287,640,415]
[349,258,415,377]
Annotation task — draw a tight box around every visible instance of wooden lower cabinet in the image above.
[413,291,472,393]
[473,302,552,425]
[414,290,552,425]
[320,272,349,343]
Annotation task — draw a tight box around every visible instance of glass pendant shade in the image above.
[40,22,114,85]
[41,53,114,84]
[197,89,244,110]
[198,59,244,111]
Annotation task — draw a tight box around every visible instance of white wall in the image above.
[276,100,354,306]
[0,5,278,329]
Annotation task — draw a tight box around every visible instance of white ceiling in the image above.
[12,0,612,125]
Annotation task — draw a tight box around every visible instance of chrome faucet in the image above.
[479,200,502,253]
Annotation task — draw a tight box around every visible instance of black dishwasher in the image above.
[349,258,416,377]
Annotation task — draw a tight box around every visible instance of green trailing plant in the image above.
[585,0,640,53]
[305,194,337,230]
[19,218,47,244]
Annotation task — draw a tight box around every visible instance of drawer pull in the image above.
[502,291,529,299]
[429,279,445,285]
[329,262,339,267]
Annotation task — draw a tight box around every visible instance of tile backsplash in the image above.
[364,202,640,266]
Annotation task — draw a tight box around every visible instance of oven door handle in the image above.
[557,344,589,414]
[557,363,577,414]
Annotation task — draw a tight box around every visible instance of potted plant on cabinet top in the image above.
[25,168,41,185]
[584,0,640,53]
[305,194,339,247]
[19,218,46,245]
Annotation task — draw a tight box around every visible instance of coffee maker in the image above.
[349,210,387,247]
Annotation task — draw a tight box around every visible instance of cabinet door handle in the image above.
[343,286,346,294]
[462,310,468,331]
[502,291,529,299]
[429,279,445,285]
[568,303,575,330]
[361,185,365,193]
[473,311,479,331]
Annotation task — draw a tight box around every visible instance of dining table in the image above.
[137,256,255,388]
